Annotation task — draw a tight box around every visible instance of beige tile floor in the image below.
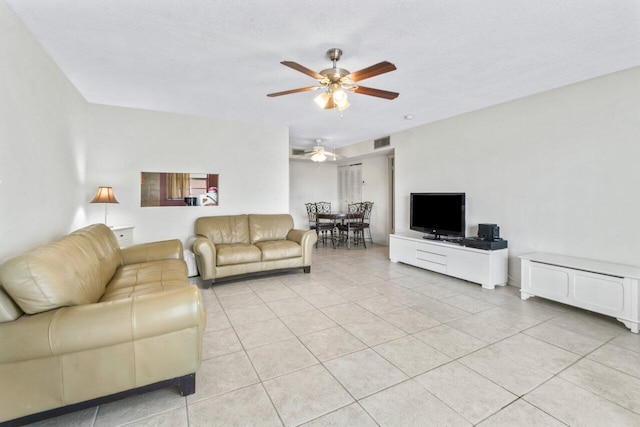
[28,244,640,426]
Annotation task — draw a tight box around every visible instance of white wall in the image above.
[289,160,338,229]
[0,1,290,261]
[393,67,640,285]
[0,2,88,262]
[361,155,391,244]
[83,104,290,244]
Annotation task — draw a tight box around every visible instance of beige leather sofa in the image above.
[192,214,317,284]
[0,224,206,424]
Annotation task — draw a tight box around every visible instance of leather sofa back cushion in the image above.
[0,224,121,314]
[0,287,22,322]
[196,215,250,245]
[249,214,294,244]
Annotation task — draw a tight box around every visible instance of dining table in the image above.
[316,212,365,249]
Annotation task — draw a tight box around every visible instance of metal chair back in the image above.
[362,201,374,224]
[361,201,374,243]
[305,202,317,228]
[347,203,365,226]
[347,202,363,214]
[316,201,331,214]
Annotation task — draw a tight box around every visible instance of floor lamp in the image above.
[91,186,119,226]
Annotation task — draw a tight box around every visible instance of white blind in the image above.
[338,164,363,211]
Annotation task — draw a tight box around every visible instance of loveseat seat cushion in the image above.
[0,224,121,314]
[249,214,294,244]
[254,240,302,261]
[196,215,250,245]
[216,243,262,266]
[100,259,189,301]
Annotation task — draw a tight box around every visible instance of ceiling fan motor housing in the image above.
[327,48,343,62]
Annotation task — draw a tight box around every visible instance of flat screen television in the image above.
[410,193,466,240]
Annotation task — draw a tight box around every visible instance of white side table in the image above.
[520,252,640,333]
[111,226,134,248]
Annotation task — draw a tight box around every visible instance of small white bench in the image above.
[183,249,199,277]
[520,252,640,333]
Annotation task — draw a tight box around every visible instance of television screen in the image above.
[410,193,465,238]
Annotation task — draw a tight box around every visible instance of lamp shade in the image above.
[91,187,119,204]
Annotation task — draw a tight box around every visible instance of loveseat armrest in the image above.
[287,229,317,266]
[0,286,205,364]
[192,237,217,281]
[121,239,184,265]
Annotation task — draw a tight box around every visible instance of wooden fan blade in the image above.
[281,61,325,80]
[346,61,396,82]
[267,86,319,97]
[352,85,399,100]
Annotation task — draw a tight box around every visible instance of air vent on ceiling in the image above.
[374,136,390,149]
[291,148,306,156]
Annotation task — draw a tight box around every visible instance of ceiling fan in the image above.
[267,48,398,111]
[297,140,343,162]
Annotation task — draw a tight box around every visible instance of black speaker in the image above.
[462,238,508,250]
[478,223,500,241]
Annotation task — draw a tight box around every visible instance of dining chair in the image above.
[305,202,317,228]
[307,202,333,247]
[338,203,366,249]
[362,201,374,244]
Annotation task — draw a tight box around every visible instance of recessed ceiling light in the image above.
[404,114,414,120]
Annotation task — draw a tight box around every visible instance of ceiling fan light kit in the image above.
[268,48,398,113]
[314,92,332,109]
[298,139,341,163]
[310,152,327,162]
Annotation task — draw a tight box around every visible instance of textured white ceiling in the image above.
[7,0,640,148]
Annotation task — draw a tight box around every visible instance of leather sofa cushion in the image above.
[249,214,294,244]
[101,259,189,302]
[254,240,302,261]
[196,215,250,245]
[216,243,262,266]
[0,287,22,323]
[0,224,121,314]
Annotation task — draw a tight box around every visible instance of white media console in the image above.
[520,253,640,333]
[389,233,508,289]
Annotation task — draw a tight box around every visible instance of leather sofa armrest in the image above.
[192,237,217,281]
[286,229,306,244]
[0,310,57,363]
[121,239,184,265]
[287,229,317,266]
[0,287,205,364]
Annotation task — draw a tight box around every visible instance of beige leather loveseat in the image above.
[192,214,317,284]
[0,224,206,424]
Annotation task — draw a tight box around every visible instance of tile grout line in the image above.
[195,249,638,426]
[509,331,634,425]
[218,281,317,427]
[473,397,569,427]
[549,334,640,417]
